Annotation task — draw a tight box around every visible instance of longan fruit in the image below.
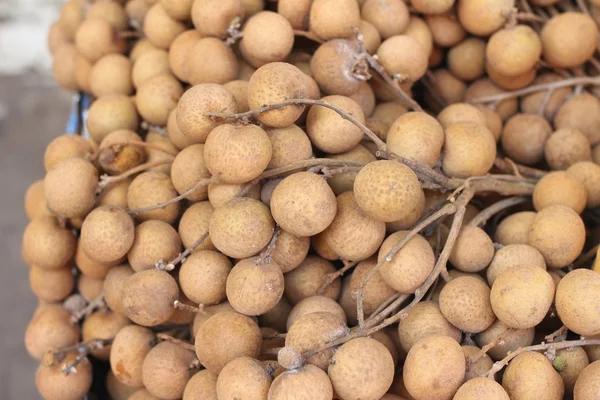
[528,205,585,268]
[75,18,126,63]
[377,35,428,82]
[554,94,600,146]
[96,178,130,210]
[177,83,238,143]
[102,264,134,315]
[179,250,231,306]
[110,325,155,387]
[361,0,409,39]
[161,0,193,20]
[475,319,534,360]
[24,180,52,220]
[520,73,572,120]
[136,73,183,126]
[132,49,170,89]
[145,131,178,175]
[491,266,555,329]
[486,25,541,77]
[398,301,461,352]
[169,144,209,201]
[179,201,215,251]
[487,244,546,286]
[25,305,80,360]
[82,310,130,360]
[287,295,346,330]
[192,301,237,336]
[207,181,261,208]
[426,12,466,48]
[166,109,195,150]
[266,125,312,169]
[437,102,486,128]
[77,274,104,302]
[48,22,69,55]
[404,335,465,400]
[191,0,245,39]
[533,171,587,213]
[209,198,274,258]
[574,360,600,399]
[545,128,592,171]
[204,124,271,183]
[501,113,552,165]
[567,161,600,208]
[195,311,262,374]
[270,172,336,237]
[129,388,161,400]
[454,378,510,400]
[106,370,138,400]
[349,82,376,118]
[183,369,218,400]
[128,220,181,272]
[122,269,179,326]
[36,351,92,400]
[556,346,590,394]
[223,80,250,113]
[346,257,396,317]
[29,266,74,302]
[378,231,434,294]
[447,37,486,81]
[258,296,292,333]
[268,229,310,273]
[130,38,159,63]
[310,39,364,96]
[430,69,466,105]
[309,0,360,40]
[98,129,146,176]
[277,0,311,29]
[240,11,294,68]
[474,105,502,141]
[86,95,139,143]
[187,38,239,85]
[44,134,95,173]
[269,364,333,400]
[284,256,341,304]
[58,0,83,40]
[494,211,536,245]
[442,122,497,178]
[502,351,564,400]
[327,145,376,195]
[450,225,494,273]
[127,171,181,224]
[463,345,494,381]
[354,160,422,222]
[487,63,536,90]
[22,215,76,270]
[412,0,455,14]
[51,43,78,91]
[87,1,128,31]
[439,276,495,333]
[142,341,196,399]
[43,158,97,219]
[166,31,200,84]
[216,357,272,400]
[457,0,513,36]
[464,78,517,120]
[556,269,600,336]
[89,54,133,97]
[80,205,134,263]
[387,111,444,168]
[143,3,186,49]
[367,101,408,140]
[541,12,598,68]
[357,19,382,54]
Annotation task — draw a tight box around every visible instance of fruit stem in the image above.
[97,159,174,193]
[494,157,548,179]
[156,333,195,352]
[318,260,359,295]
[255,226,281,265]
[70,293,106,324]
[469,196,530,228]
[156,232,210,271]
[545,325,569,343]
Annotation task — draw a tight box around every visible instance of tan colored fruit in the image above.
[284,256,341,304]
[475,319,534,360]
[87,1,128,31]
[127,220,181,272]
[541,12,598,68]
[442,122,497,178]
[130,38,158,63]
[103,264,134,315]
[486,25,541,77]
[90,54,132,97]
[495,211,536,245]
[533,171,587,213]
[127,171,181,224]
[122,269,179,326]
[462,345,493,381]
[556,269,600,336]
[75,19,126,63]
[347,257,397,317]
[361,0,409,38]
[258,296,292,333]
[429,69,467,106]
[277,0,312,29]
[44,158,97,219]
[310,39,364,96]
[216,357,272,400]
[182,370,217,400]
[169,144,210,201]
[25,305,80,360]
[166,109,195,150]
[82,310,130,360]
[457,0,513,36]
[110,325,155,387]
[179,250,231,305]
[178,201,216,252]
[545,128,592,170]
[567,161,600,208]
[454,378,510,400]
[449,225,494,272]
[487,244,546,285]
[98,129,146,176]
[207,181,261,208]
[426,13,466,48]
[269,365,333,400]
[142,341,196,399]
[168,30,201,82]
[106,370,137,400]
[29,266,74,302]
[465,78,518,120]
[44,134,96,172]
[268,229,309,273]
[574,360,600,400]
[36,351,92,400]
[24,180,52,220]
[143,3,186,49]
[448,38,486,81]
[501,113,552,165]
[439,276,495,333]
[520,73,572,120]
[136,73,183,126]
[191,0,245,39]
[556,346,590,394]
[22,216,76,270]
[132,49,170,88]
[327,145,376,195]
[377,35,428,82]
[265,125,312,169]
[187,38,239,85]
[554,94,600,146]
[287,295,347,330]
[87,95,139,143]
[398,301,461,352]
[80,206,134,263]
[502,352,564,400]
[438,103,486,128]
[386,112,445,168]
[240,11,294,67]
[309,0,360,40]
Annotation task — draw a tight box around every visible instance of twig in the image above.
[225,17,243,47]
[545,326,569,343]
[467,338,505,368]
[486,339,600,378]
[263,332,287,340]
[97,159,173,192]
[156,333,195,352]
[537,89,554,116]
[70,294,105,324]
[108,140,178,157]
[255,226,281,265]
[469,196,529,227]
[319,260,358,295]
[363,293,410,329]
[293,30,324,43]
[156,232,209,271]
[141,121,168,136]
[174,300,206,315]
[46,338,113,370]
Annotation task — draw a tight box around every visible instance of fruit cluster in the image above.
[24,0,600,399]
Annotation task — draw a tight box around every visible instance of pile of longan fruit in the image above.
[25,0,600,398]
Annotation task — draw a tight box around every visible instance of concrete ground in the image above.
[0,74,71,399]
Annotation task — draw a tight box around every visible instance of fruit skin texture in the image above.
[110,325,155,388]
[142,341,196,400]
[449,225,494,273]
[532,171,587,214]
[269,365,333,400]
[453,377,510,400]
[328,337,395,400]
[182,370,218,400]
[442,122,497,178]
[502,351,564,400]
[377,35,429,82]
[574,360,600,400]
[403,335,465,400]
[398,301,462,352]
[486,25,542,78]
[179,250,231,305]
[239,11,294,67]
[361,0,410,38]
[439,276,496,333]
[458,0,514,37]
[216,357,272,400]
[555,269,600,336]
[554,94,600,146]
[36,351,93,400]
[80,206,135,264]
[476,319,535,361]
[495,211,537,246]
[22,215,76,270]
[541,12,598,69]
[309,0,361,40]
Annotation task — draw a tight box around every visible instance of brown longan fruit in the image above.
[448,37,486,81]
[412,0,455,14]
[556,269,600,336]
[97,179,130,211]
[256,296,291,333]
[103,264,134,314]
[266,125,312,169]
[321,192,385,261]
[502,352,564,400]
[495,211,536,245]
[310,39,364,96]
[269,364,333,400]
[129,388,161,400]
[127,220,181,272]
[183,369,218,400]
[268,229,310,273]
[533,171,587,213]
[426,13,466,48]
[356,19,382,55]
[207,182,261,208]
[442,122,497,178]
[404,335,465,400]
[387,111,444,168]
[143,3,186,49]
[398,301,461,352]
[450,225,494,273]
[44,134,95,172]
[48,22,69,55]
[520,73,571,120]
[142,341,196,399]
[195,311,262,374]
[25,305,79,360]
[86,95,139,143]
[327,145,377,195]
[567,161,600,208]
[216,357,272,400]
[177,83,238,143]
[402,17,433,59]
[354,160,422,223]
[437,102,486,128]
[167,31,200,84]
[58,0,83,40]
[474,105,503,142]
[223,80,250,113]
[574,360,600,399]
[82,310,130,360]
[187,38,239,85]
[378,231,434,294]
[122,269,179,326]
[463,345,494,381]
[209,198,274,258]
[309,0,360,40]
[240,11,294,68]
[430,69,466,105]
[348,257,397,317]
[528,205,585,268]
[24,180,52,220]
[136,73,183,126]
[145,132,178,175]
[361,0,409,39]
[132,49,170,89]
[179,250,231,305]
[128,171,181,224]
[43,158,97,219]
[464,78,518,121]
[487,63,536,90]
[501,113,552,165]
[545,128,592,171]
[349,82,376,117]
[161,0,193,20]
[167,109,195,150]
[486,25,541,77]
[491,266,555,329]
[475,319,534,361]
[454,378,510,400]
[22,216,76,270]
[36,351,92,400]
[130,39,159,63]
[191,0,245,39]
[439,276,495,333]
[541,12,598,68]
[29,266,74,302]
[270,172,337,237]
[77,274,104,302]
[87,1,128,31]
[98,130,146,176]
[169,144,209,201]
[80,206,134,263]
[52,44,78,91]
[278,0,311,29]
[89,54,132,97]
[556,346,590,394]
[377,35,428,82]
[366,101,408,140]
[457,0,513,36]
[487,244,546,286]
[110,325,155,387]
[284,256,341,304]
[554,94,600,146]
[287,295,346,330]
[204,124,272,183]
[192,301,237,336]
[179,201,215,251]
[106,371,137,400]
[75,18,126,63]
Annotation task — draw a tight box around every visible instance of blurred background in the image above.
[0,0,70,398]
